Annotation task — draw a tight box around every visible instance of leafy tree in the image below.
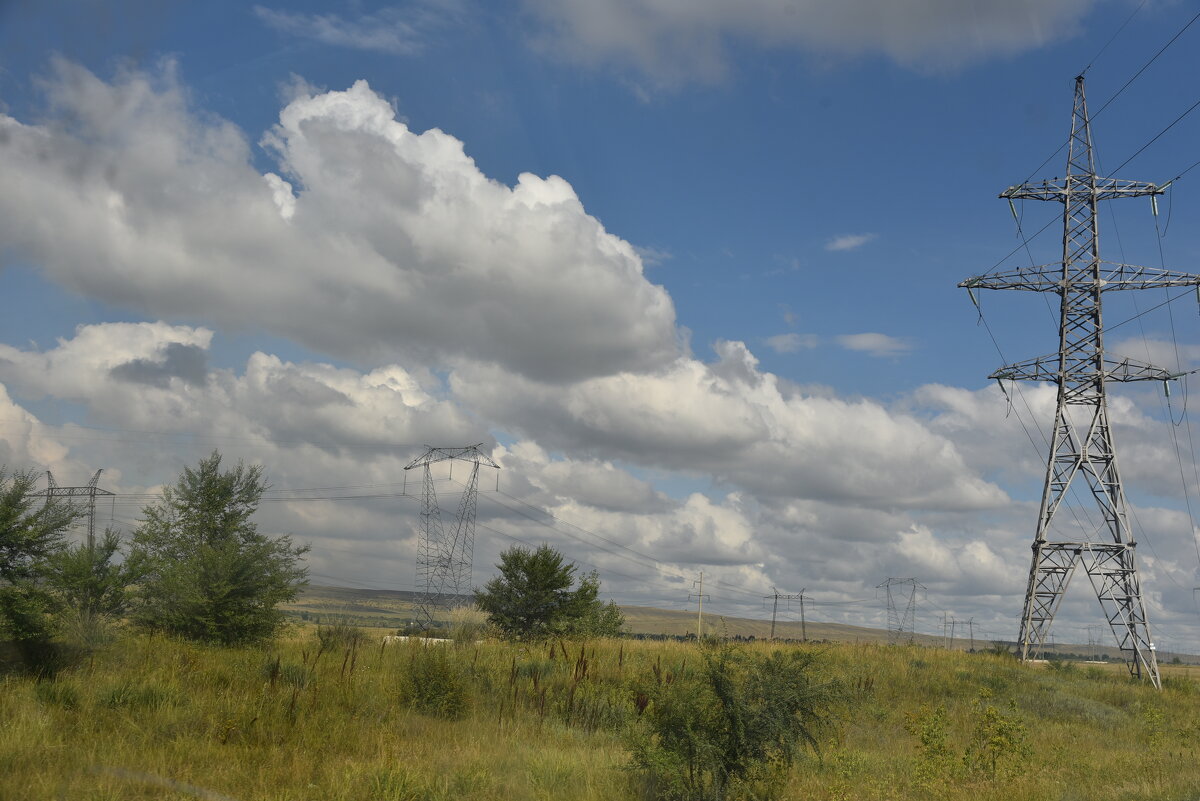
[474,544,624,639]
[570,569,626,637]
[0,467,85,643]
[128,451,308,645]
[44,529,136,644]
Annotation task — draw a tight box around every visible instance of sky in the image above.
[2,0,1200,653]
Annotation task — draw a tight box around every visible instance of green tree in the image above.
[0,467,85,643]
[474,544,624,639]
[44,529,136,644]
[128,451,308,645]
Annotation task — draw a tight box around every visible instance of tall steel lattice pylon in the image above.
[961,76,1200,689]
[404,445,499,626]
[32,469,114,551]
[877,578,923,645]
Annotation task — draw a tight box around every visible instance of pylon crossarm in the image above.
[1001,177,1162,202]
[989,354,1177,383]
[404,444,499,471]
[31,486,116,498]
[961,263,1200,292]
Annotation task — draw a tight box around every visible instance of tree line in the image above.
[0,452,308,654]
[0,450,622,660]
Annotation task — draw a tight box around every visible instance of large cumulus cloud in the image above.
[455,339,1009,511]
[0,60,679,382]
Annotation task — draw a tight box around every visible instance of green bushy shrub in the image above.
[398,645,469,720]
[629,644,835,801]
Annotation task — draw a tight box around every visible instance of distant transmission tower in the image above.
[32,469,113,551]
[405,445,499,626]
[877,578,922,644]
[960,75,1200,689]
[764,587,807,641]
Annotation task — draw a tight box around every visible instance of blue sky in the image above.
[2,0,1200,653]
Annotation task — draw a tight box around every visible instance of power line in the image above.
[1111,95,1200,175]
[1018,7,1200,186]
[1080,0,1149,76]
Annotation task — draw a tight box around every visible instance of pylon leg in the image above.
[1019,543,1078,661]
[1082,544,1160,688]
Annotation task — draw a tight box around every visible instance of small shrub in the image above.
[100,680,172,710]
[35,679,81,710]
[963,689,1031,781]
[398,645,469,719]
[986,641,1013,658]
[903,704,953,789]
[279,662,311,689]
[629,645,835,800]
[316,621,367,653]
[447,605,488,646]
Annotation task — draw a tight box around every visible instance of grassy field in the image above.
[1,623,1198,801]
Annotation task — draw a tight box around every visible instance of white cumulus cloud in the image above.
[0,60,679,383]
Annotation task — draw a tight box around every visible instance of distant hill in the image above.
[285,584,1198,664]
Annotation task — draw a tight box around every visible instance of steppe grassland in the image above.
[1,630,1197,801]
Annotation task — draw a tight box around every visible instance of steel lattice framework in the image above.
[404,445,499,626]
[960,76,1200,689]
[877,578,922,645]
[32,469,113,551]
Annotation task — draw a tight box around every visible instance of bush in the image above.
[963,689,1031,781]
[316,622,368,653]
[448,605,488,646]
[34,679,81,710]
[629,645,835,800]
[398,645,469,719]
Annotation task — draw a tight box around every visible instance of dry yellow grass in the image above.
[1,630,1197,800]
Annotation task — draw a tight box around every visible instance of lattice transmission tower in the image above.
[32,469,114,551]
[405,445,499,626]
[877,577,922,644]
[961,76,1200,689]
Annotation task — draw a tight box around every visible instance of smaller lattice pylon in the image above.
[876,578,923,645]
[404,445,499,627]
[32,469,114,551]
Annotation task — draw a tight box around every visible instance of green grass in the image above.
[0,629,1197,800]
